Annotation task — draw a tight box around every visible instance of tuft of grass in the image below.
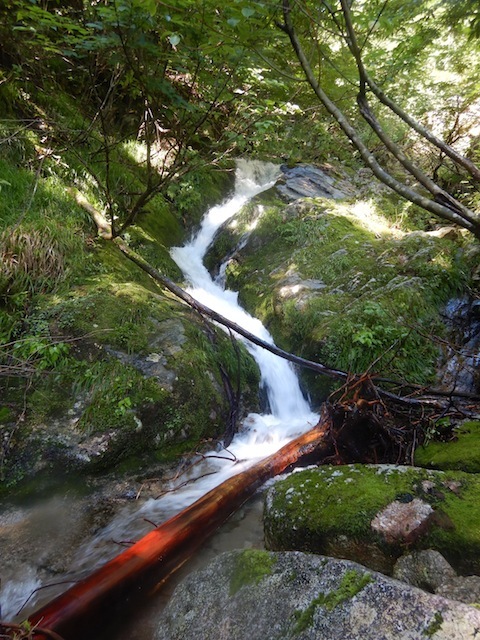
[1,227,66,297]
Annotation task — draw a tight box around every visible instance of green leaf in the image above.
[241,7,255,18]
[168,33,181,47]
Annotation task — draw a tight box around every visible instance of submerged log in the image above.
[20,410,332,640]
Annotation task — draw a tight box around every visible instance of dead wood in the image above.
[10,393,452,640]
[68,188,112,240]
[20,412,332,640]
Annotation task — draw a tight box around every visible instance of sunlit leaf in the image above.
[241,7,255,18]
[168,33,181,47]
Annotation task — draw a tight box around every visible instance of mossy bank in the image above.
[0,91,260,494]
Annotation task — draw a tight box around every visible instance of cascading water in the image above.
[150,158,319,508]
[0,160,318,623]
[171,159,313,422]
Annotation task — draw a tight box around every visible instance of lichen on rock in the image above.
[155,551,480,640]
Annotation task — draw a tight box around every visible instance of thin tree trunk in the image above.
[280,0,480,238]
[365,73,480,182]
[114,238,348,381]
[339,0,479,227]
[24,413,332,640]
[337,0,480,182]
[115,238,480,404]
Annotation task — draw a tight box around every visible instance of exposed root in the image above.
[318,374,479,467]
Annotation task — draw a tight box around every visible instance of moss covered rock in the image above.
[414,421,480,473]
[156,550,480,640]
[264,464,480,574]
[0,289,261,489]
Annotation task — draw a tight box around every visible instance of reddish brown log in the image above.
[24,411,332,640]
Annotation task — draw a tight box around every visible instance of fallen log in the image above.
[15,410,332,640]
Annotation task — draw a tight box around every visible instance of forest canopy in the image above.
[0,0,480,235]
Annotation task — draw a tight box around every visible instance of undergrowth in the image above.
[218,194,472,392]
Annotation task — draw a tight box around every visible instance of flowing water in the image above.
[0,160,318,629]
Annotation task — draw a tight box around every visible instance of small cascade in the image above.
[0,160,318,621]
[171,159,313,424]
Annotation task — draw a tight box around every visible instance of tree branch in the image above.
[113,238,480,407]
[338,0,479,227]
[280,0,480,238]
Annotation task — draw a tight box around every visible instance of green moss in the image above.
[414,421,480,473]
[0,407,12,423]
[229,549,275,596]
[292,569,372,634]
[0,80,258,489]
[265,465,480,574]
[424,611,444,637]
[48,277,172,354]
[139,198,181,244]
[166,166,233,228]
[266,466,416,545]
[213,193,471,395]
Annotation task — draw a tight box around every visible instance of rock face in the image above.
[438,296,480,394]
[394,550,480,606]
[277,164,351,200]
[264,464,480,574]
[155,550,480,640]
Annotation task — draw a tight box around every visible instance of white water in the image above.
[0,160,318,621]
[150,159,319,509]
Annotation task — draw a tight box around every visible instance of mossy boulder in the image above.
[156,550,480,640]
[414,421,480,473]
[264,464,480,574]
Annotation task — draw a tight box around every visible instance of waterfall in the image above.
[76,158,318,553]
[0,160,318,621]
[171,159,313,422]
[144,159,319,510]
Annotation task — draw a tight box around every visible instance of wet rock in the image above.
[106,317,186,391]
[438,295,480,394]
[155,550,480,640]
[277,164,349,201]
[264,464,480,574]
[274,266,326,302]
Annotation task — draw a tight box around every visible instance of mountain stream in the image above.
[0,160,319,636]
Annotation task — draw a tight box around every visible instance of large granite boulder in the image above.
[155,550,480,640]
[264,464,480,574]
